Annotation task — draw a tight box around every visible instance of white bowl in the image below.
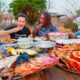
[17,38,33,48]
[17,38,33,42]
[56,39,80,44]
[33,41,55,48]
[48,32,68,41]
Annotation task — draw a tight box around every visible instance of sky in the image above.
[1,0,80,15]
[46,0,66,13]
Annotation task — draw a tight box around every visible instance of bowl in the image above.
[17,38,33,48]
[48,32,68,41]
[33,41,55,48]
[56,39,80,44]
[33,41,55,52]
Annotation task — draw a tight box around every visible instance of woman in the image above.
[29,11,59,37]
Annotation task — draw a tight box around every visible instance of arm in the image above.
[29,22,43,37]
[31,23,43,37]
[51,23,59,32]
[0,27,23,37]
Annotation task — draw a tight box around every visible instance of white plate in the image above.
[0,44,17,50]
[56,39,80,44]
[33,37,47,41]
[0,55,19,69]
[77,36,80,38]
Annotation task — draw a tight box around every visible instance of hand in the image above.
[31,23,43,37]
[28,34,33,38]
[16,26,23,31]
[14,27,23,32]
[68,33,76,39]
[35,23,43,30]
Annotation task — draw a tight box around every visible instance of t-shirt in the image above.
[4,26,30,39]
[33,22,59,36]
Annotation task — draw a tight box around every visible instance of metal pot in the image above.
[33,41,55,52]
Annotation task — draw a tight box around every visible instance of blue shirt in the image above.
[33,22,59,36]
[74,30,80,36]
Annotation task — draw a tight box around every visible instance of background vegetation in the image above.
[9,0,46,25]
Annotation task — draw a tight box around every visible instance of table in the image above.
[0,38,80,80]
[16,66,80,80]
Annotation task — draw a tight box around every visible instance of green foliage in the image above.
[64,19,78,32]
[0,0,3,13]
[0,1,1,13]
[0,0,4,21]
[9,0,46,25]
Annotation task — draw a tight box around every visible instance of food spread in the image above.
[0,37,58,79]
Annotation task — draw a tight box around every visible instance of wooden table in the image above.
[18,66,80,80]
[43,66,80,80]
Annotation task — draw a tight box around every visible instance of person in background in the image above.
[74,30,80,37]
[29,11,59,37]
[4,13,30,39]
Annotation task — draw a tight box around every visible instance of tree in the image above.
[9,0,46,24]
[64,18,78,32]
[46,0,55,11]
[64,0,80,16]
[0,0,6,13]
[0,0,4,21]
[0,0,3,13]
[0,0,2,21]
[0,0,2,12]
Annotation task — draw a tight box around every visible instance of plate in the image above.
[0,55,19,69]
[0,44,17,50]
[56,39,80,44]
[77,36,80,39]
[1,38,17,44]
[33,41,55,48]
[57,64,80,74]
[33,37,47,41]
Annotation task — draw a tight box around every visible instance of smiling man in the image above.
[4,13,30,39]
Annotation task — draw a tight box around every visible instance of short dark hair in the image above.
[16,13,28,21]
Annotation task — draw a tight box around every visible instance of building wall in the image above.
[51,16,67,33]
[51,16,59,25]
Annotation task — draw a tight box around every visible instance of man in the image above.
[4,13,30,39]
